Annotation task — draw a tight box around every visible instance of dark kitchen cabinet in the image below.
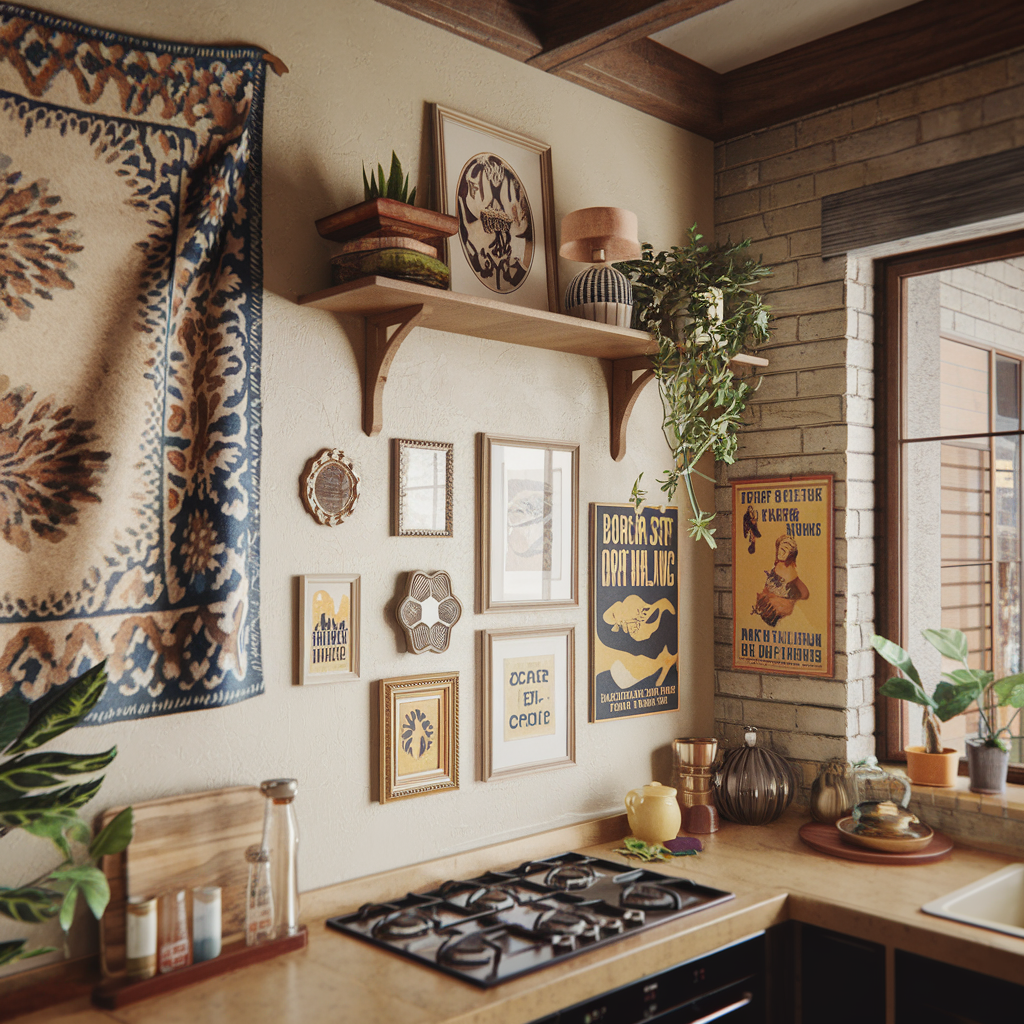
[798,924,885,1024]
[894,950,1024,1024]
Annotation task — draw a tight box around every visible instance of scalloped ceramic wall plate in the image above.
[300,448,360,526]
[397,570,463,654]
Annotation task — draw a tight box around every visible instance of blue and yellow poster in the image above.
[589,503,679,722]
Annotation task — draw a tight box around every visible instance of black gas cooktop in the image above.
[326,851,734,988]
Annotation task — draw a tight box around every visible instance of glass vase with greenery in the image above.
[616,227,771,548]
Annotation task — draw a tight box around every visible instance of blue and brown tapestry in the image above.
[0,4,265,722]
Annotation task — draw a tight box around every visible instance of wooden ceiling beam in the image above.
[527,0,732,73]
[719,0,1024,139]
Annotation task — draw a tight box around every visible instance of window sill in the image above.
[909,775,1024,820]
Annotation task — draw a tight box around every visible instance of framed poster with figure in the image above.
[299,574,360,685]
[432,104,557,313]
[379,672,459,803]
[731,475,834,678]
[477,434,578,612]
[481,625,575,781]
[589,504,680,722]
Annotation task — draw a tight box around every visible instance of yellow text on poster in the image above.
[731,477,833,678]
[503,655,556,742]
[309,589,350,674]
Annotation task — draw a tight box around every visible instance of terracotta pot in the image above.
[904,746,959,787]
[966,739,1010,794]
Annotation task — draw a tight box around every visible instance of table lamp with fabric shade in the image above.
[559,207,641,326]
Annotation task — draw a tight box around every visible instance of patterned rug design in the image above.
[0,3,265,722]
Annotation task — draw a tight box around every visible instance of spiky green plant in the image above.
[615,227,772,548]
[0,662,133,967]
[362,151,416,205]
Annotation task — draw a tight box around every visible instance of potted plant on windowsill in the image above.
[615,227,771,548]
[871,629,1024,792]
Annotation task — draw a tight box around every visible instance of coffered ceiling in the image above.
[376,0,1024,140]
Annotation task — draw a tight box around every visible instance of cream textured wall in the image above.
[2,0,713,968]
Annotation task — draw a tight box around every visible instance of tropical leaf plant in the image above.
[362,151,416,205]
[615,227,772,548]
[0,662,133,962]
[871,629,1024,753]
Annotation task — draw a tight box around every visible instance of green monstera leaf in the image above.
[6,663,108,755]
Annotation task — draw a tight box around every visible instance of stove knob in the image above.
[550,934,575,951]
[601,918,625,935]
[622,909,646,926]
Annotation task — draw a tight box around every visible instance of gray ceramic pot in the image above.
[966,738,1010,794]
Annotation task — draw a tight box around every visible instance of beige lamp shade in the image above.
[559,207,641,263]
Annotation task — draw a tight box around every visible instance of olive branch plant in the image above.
[0,662,133,968]
[616,228,772,548]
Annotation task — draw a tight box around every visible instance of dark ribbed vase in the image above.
[715,726,797,826]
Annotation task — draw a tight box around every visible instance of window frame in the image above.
[875,228,1024,783]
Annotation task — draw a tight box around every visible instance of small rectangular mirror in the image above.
[393,439,453,537]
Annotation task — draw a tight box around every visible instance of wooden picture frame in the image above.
[477,433,579,612]
[588,503,680,722]
[298,574,360,685]
[432,104,558,313]
[730,475,835,678]
[481,626,575,781]
[300,448,360,526]
[392,438,453,537]
[380,673,459,803]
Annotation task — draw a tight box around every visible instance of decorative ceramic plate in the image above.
[836,816,935,853]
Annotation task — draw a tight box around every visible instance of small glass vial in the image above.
[259,778,300,938]
[158,890,191,973]
[245,844,275,946]
[191,886,222,962]
[125,896,158,980]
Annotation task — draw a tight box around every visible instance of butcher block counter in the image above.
[6,808,1023,1024]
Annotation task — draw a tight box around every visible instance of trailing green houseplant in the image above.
[0,662,133,967]
[616,228,772,548]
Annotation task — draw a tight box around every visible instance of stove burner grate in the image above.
[536,909,588,936]
[438,933,500,970]
[372,908,436,940]
[619,882,684,911]
[544,863,597,891]
[465,886,516,912]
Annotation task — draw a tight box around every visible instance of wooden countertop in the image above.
[11,808,1023,1024]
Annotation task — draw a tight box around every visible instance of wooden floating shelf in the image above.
[92,927,308,1010]
[297,276,767,459]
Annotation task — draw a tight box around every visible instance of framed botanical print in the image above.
[481,626,575,782]
[379,672,459,803]
[432,104,558,313]
[477,434,579,612]
[392,438,453,537]
[730,475,835,678]
[299,574,360,685]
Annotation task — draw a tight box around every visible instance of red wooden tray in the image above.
[799,820,954,864]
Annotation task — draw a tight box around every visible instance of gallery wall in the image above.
[1,0,714,968]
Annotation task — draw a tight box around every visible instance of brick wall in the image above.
[712,47,1024,791]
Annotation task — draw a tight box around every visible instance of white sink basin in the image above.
[922,863,1024,939]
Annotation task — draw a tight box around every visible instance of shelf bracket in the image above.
[364,304,427,436]
[610,356,655,462]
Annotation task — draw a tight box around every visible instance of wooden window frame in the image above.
[875,228,1024,784]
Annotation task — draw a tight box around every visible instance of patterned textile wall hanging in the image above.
[0,3,267,722]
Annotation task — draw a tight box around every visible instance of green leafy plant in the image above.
[612,837,697,862]
[362,151,416,205]
[872,629,1024,754]
[0,662,133,967]
[616,228,772,548]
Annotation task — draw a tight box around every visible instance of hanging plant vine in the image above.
[616,227,772,548]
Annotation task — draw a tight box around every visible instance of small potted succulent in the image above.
[315,152,457,289]
[871,629,1024,792]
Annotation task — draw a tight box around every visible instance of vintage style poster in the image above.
[299,575,360,684]
[731,475,834,678]
[590,503,680,722]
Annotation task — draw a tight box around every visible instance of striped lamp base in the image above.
[564,265,634,327]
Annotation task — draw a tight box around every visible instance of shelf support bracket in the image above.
[364,304,427,436]
[610,356,655,461]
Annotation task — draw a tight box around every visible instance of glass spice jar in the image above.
[157,890,191,974]
[245,844,275,946]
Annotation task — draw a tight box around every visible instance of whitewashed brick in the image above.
[796,705,850,736]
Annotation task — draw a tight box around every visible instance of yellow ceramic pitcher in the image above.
[625,782,682,845]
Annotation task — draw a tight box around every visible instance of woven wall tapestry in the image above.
[0,3,266,722]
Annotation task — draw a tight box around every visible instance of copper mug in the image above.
[673,737,719,768]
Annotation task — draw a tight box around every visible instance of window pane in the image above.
[940,339,990,438]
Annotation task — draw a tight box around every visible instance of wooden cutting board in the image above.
[799,820,954,865]
[98,786,265,977]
